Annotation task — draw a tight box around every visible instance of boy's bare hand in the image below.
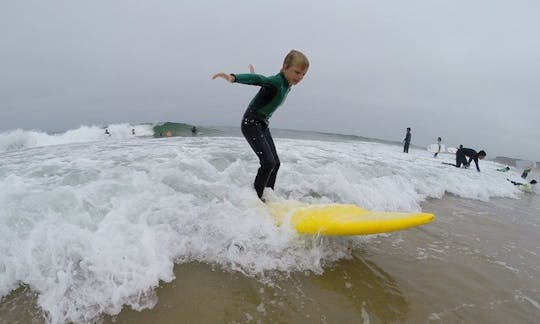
[212,72,235,82]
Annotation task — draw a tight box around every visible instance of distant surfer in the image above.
[131,128,135,135]
[403,127,411,153]
[507,178,537,193]
[508,179,537,186]
[443,147,486,172]
[191,126,197,135]
[213,50,309,201]
[433,137,442,158]
[105,128,111,136]
[521,167,532,179]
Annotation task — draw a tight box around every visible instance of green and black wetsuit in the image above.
[232,72,291,199]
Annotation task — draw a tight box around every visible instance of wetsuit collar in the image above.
[279,72,292,88]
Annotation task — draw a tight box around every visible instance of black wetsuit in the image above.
[455,147,481,172]
[233,72,291,198]
[403,131,411,153]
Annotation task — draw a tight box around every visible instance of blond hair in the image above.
[282,50,309,70]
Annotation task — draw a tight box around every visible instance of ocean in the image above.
[0,123,538,323]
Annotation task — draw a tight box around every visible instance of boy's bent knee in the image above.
[261,160,277,172]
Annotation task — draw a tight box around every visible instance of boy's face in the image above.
[283,64,308,85]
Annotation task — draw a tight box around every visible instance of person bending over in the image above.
[455,147,486,172]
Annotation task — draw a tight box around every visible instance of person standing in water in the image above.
[403,127,411,153]
[212,50,309,200]
[434,137,442,158]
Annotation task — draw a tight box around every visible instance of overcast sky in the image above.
[1,0,539,160]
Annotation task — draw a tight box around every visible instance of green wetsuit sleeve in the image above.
[233,73,279,88]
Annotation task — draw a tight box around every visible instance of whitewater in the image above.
[0,125,530,323]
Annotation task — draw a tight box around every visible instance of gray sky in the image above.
[1,0,539,160]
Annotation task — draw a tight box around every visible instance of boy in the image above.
[213,50,309,200]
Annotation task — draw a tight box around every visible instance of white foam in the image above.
[0,123,154,152]
[0,136,524,323]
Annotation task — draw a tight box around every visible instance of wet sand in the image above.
[2,193,539,323]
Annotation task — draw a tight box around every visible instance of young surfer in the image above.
[443,147,486,172]
[508,179,537,193]
[212,50,309,200]
[508,179,537,186]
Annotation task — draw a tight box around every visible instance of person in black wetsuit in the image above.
[452,147,486,172]
[213,50,309,200]
[508,179,537,186]
[403,127,411,153]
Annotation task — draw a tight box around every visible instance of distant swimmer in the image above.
[508,179,537,186]
[213,50,309,201]
[191,126,198,135]
[105,128,111,136]
[508,178,537,193]
[434,137,442,158]
[521,167,532,179]
[403,127,411,153]
[443,147,486,172]
[131,128,135,135]
[496,166,511,172]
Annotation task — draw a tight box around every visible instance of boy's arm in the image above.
[232,73,275,87]
[212,65,255,83]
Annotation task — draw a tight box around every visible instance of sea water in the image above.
[0,125,537,323]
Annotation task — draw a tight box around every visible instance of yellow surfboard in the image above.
[267,202,435,236]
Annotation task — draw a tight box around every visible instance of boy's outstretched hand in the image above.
[212,72,235,83]
[213,65,254,82]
